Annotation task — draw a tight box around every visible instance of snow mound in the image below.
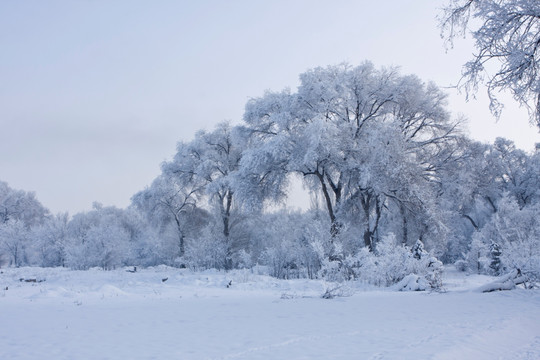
[95,284,129,297]
[395,274,428,291]
[41,286,76,299]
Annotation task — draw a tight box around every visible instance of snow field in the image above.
[1,266,539,360]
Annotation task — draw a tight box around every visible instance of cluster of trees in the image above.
[2,62,539,285]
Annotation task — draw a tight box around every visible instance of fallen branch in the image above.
[19,278,45,283]
[478,269,528,293]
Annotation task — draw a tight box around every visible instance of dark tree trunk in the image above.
[316,172,339,238]
[363,230,373,251]
[174,215,185,258]
[400,204,408,245]
[361,190,382,251]
[221,190,234,270]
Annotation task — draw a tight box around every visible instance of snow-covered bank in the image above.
[1,267,539,359]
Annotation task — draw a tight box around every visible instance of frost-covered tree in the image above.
[132,174,207,260]
[436,137,540,262]
[489,240,502,275]
[240,62,460,252]
[162,122,244,268]
[31,212,70,267]
[257,210,323,279]
[488,138,538,208]
[0,181,49,266]
[440,0,540,127]
[64,203,143,270]
[0,220,29,267]
[472,194,540,279]
[0,181,48,227]
[412,239,428,260]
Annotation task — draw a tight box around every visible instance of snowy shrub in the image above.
[466,236,490,274]
[261,239,302,279]
[470,195,540,281]
[313,239,343,282]
[256,211,323,279]
[311,235,364,282]
[489,240,502,275]
[184,228,228,271]
[317,258,345,282]
[320,234,415,286]
[340,236,446,290]
[425,257,444,291]
[130,227,167,267]
[454,259,468,272]
[411,239,428,260]
[234,249,253,269]
[371,234,415,286]
[395,274,429,291]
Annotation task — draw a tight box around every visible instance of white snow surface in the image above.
[1,266,539,360]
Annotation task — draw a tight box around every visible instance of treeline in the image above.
[1,63,539,285]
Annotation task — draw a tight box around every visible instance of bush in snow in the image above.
[424,257,444,291]
[395,274,429,291]
[183,227,228,271]
[347,236,444,290]
[370,234,416,286]
[466,236,490,274]
[489,240,502,276]
[257,211,322,279]
[454,259,469,272]
[411,239,428,260]
[313,240,350,282]
[469,194,540,282]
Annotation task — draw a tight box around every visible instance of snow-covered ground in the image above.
[1,266,539,360]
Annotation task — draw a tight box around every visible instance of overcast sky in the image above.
[1,0,539,214]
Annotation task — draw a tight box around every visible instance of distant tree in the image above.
[472,194,540,280]
[0,181,49,267]
[0,181,48,227]
[436,137,540,262]
[256,210,322,279]
[132,174,207,260]
[440,0,540,128]
[64,204,131,269]
[0,220,29,267]
[31,213,70,267]
[162,122,243,268]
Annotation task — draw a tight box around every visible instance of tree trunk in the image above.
[400,204,408,245]
[363,230,373,251]
[360,191,382,251]
[316,172,339,238]
[222,190,234,270]
[174,216,185,258]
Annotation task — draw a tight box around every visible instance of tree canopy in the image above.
[440,0,540,128]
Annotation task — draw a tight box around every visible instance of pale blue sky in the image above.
[1,1,539,214]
